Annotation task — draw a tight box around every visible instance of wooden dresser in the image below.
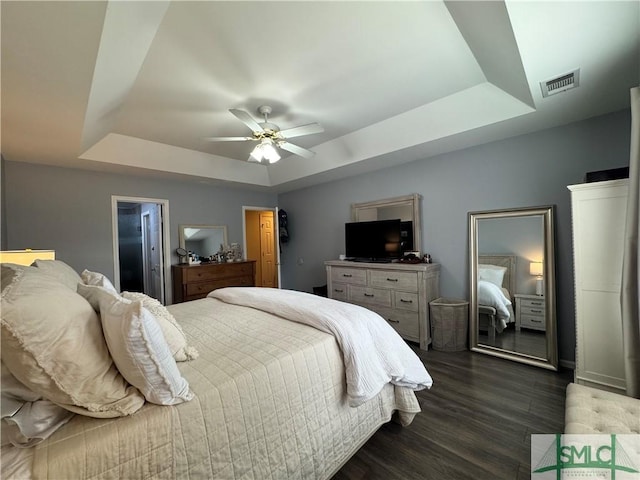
[325,260,440,350]
[172,261,256,303]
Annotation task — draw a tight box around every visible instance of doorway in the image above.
[111,196,171,304]
[243,206,280,288]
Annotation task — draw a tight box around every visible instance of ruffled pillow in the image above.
[31,259,82,291]
[81,269,118,294]
[78,284,193,406]
[121,291,198,362]
[1,265,145,418]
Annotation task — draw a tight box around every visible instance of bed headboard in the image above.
[478,255,517,299]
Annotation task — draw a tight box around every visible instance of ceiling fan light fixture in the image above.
[250,138,281,164]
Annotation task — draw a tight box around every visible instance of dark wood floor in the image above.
[332,346,573,480]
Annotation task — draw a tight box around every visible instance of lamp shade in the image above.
[529,262,543,276]
[0,249,55,266]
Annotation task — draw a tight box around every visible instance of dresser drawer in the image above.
[369,270,418,291]
[520,313,545,331]
[371,306,419,340]
[185,263,254,282]
[331,267,367,286]
[394,291,419,312]
[520,297,545,309]
[350,286,391,307]
[521,305,545,316]
[330,283,348,301]
[185,275,252,296]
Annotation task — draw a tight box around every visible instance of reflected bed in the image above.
[477,255,516,342]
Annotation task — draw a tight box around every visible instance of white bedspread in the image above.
[10,297,421,480]
[210,287,433,406]
[478,280,512,332]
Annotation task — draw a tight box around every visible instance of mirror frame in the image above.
[469,205,558,371]
[178,224,228,259]
[351,193,422,253]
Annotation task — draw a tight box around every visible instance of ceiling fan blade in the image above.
[229,109,264,133]
[278,141,315,159]
[278,123,324,139]
[204,136,255,142]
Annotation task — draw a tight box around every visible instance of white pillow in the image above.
[478,264,507,288]
[81,269,118,294]
[31,260,82,291]
[121,292,199,362]
[77,284,193,406]
[1,362,74,448]
[1,266,145,418]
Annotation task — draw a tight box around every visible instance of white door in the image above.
[141,204,165,303]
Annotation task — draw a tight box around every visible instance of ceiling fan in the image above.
[205,106,324,164]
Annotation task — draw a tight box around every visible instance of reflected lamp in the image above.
[529,261,544,296]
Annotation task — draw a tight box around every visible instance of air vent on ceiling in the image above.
[540,68,580,98]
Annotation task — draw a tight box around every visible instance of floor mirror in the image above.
[468,206,558,370]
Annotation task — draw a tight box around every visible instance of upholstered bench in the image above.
[565,382,640,434]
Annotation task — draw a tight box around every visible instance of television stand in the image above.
[325,260,441,351]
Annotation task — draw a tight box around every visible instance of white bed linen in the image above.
[210,287,433,406]
[478,280,513,332]
[6,297,421,480]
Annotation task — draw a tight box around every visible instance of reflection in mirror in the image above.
[351,194,422,253]
[178,225,228,261]
[469,206,557,370]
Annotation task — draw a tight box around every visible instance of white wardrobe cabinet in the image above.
[568,179,629,393]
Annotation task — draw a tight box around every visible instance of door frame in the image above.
[111,195,172,304]
[242,206,281,288]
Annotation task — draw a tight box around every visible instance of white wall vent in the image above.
[540,69,580,98]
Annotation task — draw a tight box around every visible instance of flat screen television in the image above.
[345,219,402,262]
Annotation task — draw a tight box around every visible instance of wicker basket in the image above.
[430,298,469,352]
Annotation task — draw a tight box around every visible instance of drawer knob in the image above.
[364,293,374,298]
[342,273,352,277]
[400,298,413,303]
[334,288,344,293]
[531,319,543,323]
[387,278,398,282]
[530,309,543,314]
[387,318,400,323]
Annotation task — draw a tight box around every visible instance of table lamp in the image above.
[529,261,544,296]
[0,249,55,266]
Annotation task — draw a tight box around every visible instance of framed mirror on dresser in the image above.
[173,224,255,304]
[468,206,558,370]
[351,194,422,255]
[178,224,228,260]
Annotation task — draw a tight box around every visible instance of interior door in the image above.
[141,203,164,303]
[113,196,170,304]
[259,211,276,287]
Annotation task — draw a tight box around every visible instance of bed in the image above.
[1,261,429,479]
[477,255,516,343]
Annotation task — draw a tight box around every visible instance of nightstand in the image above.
[514,294,546,332]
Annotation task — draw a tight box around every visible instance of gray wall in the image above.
[2,109,631,364]
[277,109,631,364]
[3,162,277,281]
